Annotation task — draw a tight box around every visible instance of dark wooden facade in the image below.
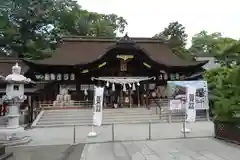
[0,35,207,107]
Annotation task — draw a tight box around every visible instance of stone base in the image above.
[0,136,31,146]
[0,127,31,146]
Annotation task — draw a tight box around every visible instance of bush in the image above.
[204,66,240,121]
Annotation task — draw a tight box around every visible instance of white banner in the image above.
[93,86,104,126]
[186,86,196,122]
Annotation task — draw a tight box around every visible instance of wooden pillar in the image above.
[120,89,123,107]
[146,83,149,109]
[76,73,81,101]
[129,89,131,108]
[27,95,33,124]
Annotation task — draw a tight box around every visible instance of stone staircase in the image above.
[32,107,161,128]
[32,101,209,128]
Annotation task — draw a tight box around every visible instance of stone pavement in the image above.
[81,138,240,160]
[5,121,240,160]
[19,121,214,146]
[6,144,85,160]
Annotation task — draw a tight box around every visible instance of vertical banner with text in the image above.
[93,86,104,126]
[186,86,196,122]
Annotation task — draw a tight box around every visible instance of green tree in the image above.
[0,0,128,59]
[0,0,63,59]
[57,7,127,37]
[189,30,237,55]
[204,66,240,120]
[216,41,240,66]
[153,21,193,60]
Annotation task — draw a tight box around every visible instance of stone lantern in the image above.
[0,63,32,144]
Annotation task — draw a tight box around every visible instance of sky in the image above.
[78,0,240,46]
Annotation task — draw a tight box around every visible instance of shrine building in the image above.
[0,34,207,108]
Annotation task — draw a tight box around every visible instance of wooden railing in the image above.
[39,101,93,110]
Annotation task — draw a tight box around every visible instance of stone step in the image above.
[39,115,156,121]
[35,118,208,128]
[43,111,153,116]
[44,109,150,115]
[33,107,208,128]
[37,118,161,125]
[38,115,206,125]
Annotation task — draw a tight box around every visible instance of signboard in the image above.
[167,81,209,110]
[93,86,104,126]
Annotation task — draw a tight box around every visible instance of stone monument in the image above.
[0,63,32,145]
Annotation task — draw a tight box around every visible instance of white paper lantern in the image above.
[57,73,62,80]
[170,74,175,80]
[64,74,69,80]
[70,73,75,80]
[175,73,180,80]
[35,74,42,80]
[45,73,50,80]
[106,81,109,87]
[158,74,163,80]
[164,73,168,80]
[50,73,55,80]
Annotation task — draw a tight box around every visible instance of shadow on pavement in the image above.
[5,143,85,160]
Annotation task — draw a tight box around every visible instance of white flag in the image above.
[186,86,196,122]
[93,86,104,126]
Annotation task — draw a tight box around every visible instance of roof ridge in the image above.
[62,36,167,43]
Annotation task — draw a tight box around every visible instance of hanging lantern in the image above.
[106,81,109,87]
[57,73,62,80]
[123,83,127,92]
[175,73,179,80]
[84,89,88,95]
[45,73,50,81]
[50,73,55,80]
[137,82,140,86]
[70,73,75,80]
[64,74,69,80]
[132,83,136,91]
[170,74,175,80]
[164,73,168,80]
[112,83,115,91]
[35,74,42,80]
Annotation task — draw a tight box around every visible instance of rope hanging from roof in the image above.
[91,77,155,91]
[91,77,155,84]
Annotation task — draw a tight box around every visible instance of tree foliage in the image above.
[0,0,127,59]
[153,21,193,60]
[189,30,237,56]
[204,66,240,120]
[215,41,240,66]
